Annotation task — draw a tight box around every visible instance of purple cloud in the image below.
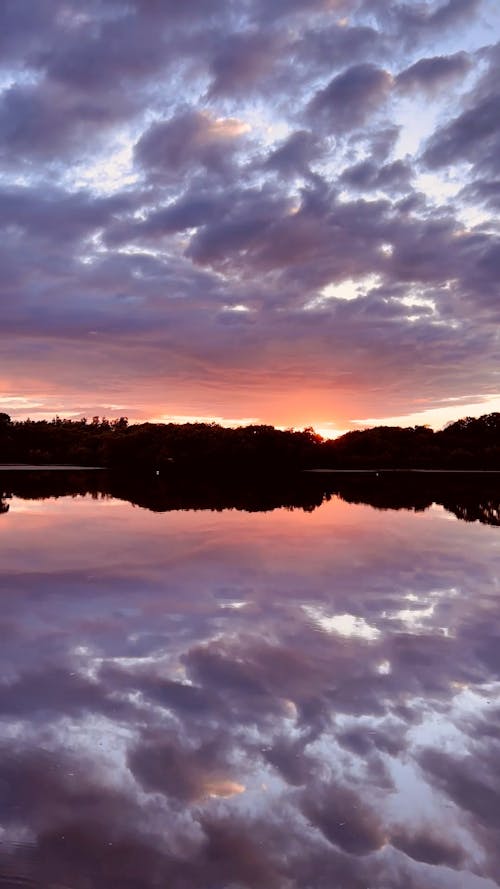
[396,51,472,93]
[265,130,324,177]
[208,31,281,96]
[423,93,500,174]
[308,63,392,131]
[340,158,413,192]
[135,109,249,180]
[364,0,482,43]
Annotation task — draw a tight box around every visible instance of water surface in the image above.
[0,476,499,888]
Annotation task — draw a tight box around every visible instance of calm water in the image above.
[0,475,499,888]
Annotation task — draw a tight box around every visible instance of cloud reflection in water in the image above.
[0,489,499,887]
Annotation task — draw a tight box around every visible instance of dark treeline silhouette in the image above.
[2,469,500,526]
[0,413,320,471]
[2,411,500,471]
[321,415,500,469]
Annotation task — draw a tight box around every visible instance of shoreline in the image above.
[0,464,104,471]
[2,465,500,474]
[305,468,500,474]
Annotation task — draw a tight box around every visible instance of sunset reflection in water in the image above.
[0,488,499,888]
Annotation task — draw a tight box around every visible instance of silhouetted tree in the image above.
[2,411,500,472]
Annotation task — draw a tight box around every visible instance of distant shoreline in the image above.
[306,468,500,474]
[2,464,500,475]
[0,464,104,471]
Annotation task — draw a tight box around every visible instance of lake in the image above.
[0,472,499,888]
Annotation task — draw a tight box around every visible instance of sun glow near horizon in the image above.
[4,389,500,439]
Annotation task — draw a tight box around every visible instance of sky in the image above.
[1,0,500,437]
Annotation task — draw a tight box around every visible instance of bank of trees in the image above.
[1,412,500,471]
[0,414,321,472]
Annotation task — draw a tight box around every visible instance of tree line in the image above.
[1,411,500,471]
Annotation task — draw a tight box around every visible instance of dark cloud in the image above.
[182,184,294,268]
[0,0,64,62]
[340,158,413,192]
[297,22,385,73]
[459,178,500,211]
[208,31,281,96]
[265,130,323,177]
[181,638,316,723]
[421,40,500,180]
[106,193,223,243]
[178,182,391,277]
[423,92,500,175]
[129,735,236,802]
[308,63,392,131]
[100,662,219,718]
[135,109,248,180]
[197,816,286,889]
[419,744,500,829]
[0,665,132,720]
[0,744,189,889]
[364,0,482,44]
[0,185,133,244]
[250,0,334,22]
[131,0,230,21]
[390,828,465,868]
[41,10,172,91]
[301,782,385,855]
[364,124,402,163]
[0,81,120,163]
[263,736,318,786]
[429,0,482,29]
[396,52,471,93]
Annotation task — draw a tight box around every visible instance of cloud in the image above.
[390,827,465,868]
[419,744,500,829]
[364,0,482,44]
[208,31,281,96]
[0,81,122,163]
[135,109,249,180]
[423,92,500,175]
[0,184,133,244]
[0,0,62,62]
[42,9,172,91]
[129,735,240,802]
[429,0,482,30]
[396,52,472,93]
[340,158,413,192]
[308,63,393,131]
[459,178,500,211]
[0,663,142,728]
[297,22,385,73]
[265,130,324,177]
[301,781,386,854]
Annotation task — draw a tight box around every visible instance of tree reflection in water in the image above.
[2,468,500,525]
